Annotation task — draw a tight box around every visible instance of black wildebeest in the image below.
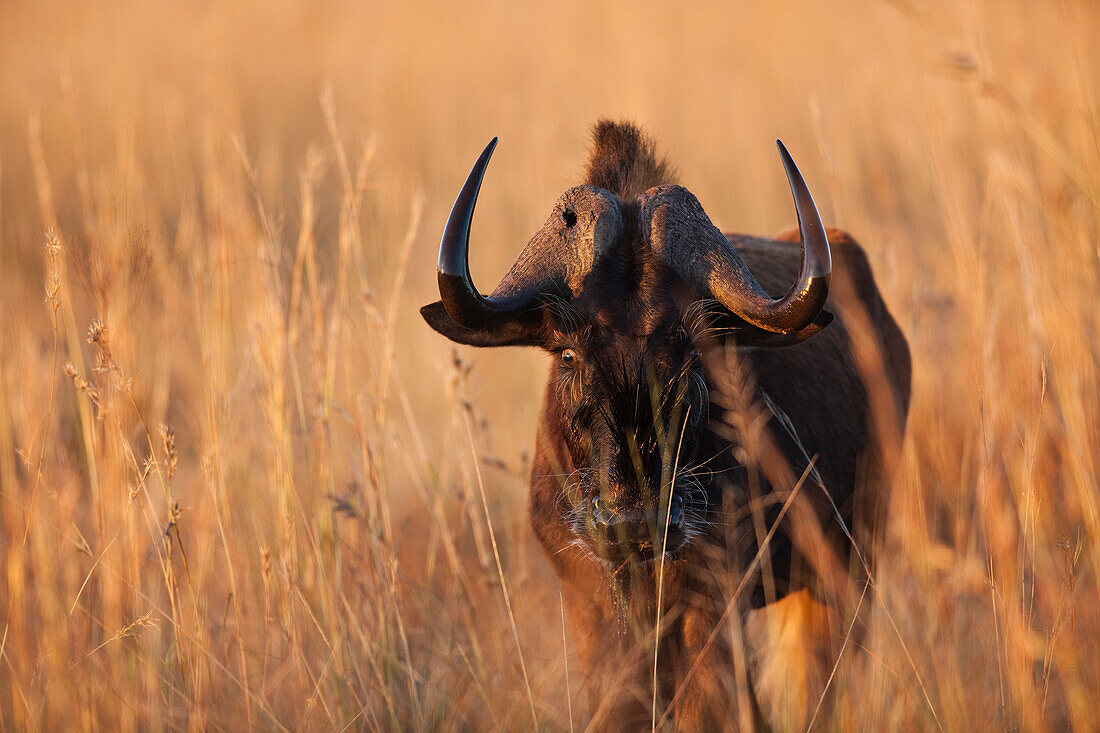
[421,121,911,730]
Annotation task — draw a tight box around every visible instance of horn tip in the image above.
[775,139,794,164]
[473,137,499,167]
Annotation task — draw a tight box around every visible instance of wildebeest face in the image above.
[544,299,719,563]
[421,132,832,564]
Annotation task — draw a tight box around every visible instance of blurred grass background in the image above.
[0,0,1097,729]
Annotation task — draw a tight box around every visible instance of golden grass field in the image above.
[0,0,1098,729]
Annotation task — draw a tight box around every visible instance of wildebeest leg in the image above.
[743,590,837,731]
[673,606,760,732]
[559,582,650,729]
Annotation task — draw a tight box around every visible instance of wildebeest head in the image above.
[421,122,832,565]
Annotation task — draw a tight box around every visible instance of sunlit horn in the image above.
[437,137,504,328]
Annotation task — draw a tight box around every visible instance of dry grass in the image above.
[0,0,1097,729]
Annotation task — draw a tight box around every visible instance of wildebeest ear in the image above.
[420,301,544,347]
[734,308,834,347]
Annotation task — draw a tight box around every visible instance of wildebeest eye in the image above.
[562,208,577,228]
[560,348,578,366]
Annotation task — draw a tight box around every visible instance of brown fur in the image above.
[423,122,911,730]
[524,230,909,729]
[744,590,838,730]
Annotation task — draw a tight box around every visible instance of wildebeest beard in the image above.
[609,560,654,638]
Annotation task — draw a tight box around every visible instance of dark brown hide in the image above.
[526,232,909,727]
[422,122,911,729]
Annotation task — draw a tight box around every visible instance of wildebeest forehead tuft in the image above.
[584,119,677,199]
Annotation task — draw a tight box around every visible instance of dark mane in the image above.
[583,120,676,199]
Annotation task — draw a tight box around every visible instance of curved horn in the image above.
[437,137,507,328]
[763,139,832,332]
[437,139,622,334]
[644,141,830,334]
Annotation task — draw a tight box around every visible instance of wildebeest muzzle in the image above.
[586,493,686,562]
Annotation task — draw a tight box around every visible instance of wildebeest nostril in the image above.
[590,494,685,537]
[590,496,609,527]
[668,494,684,530]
